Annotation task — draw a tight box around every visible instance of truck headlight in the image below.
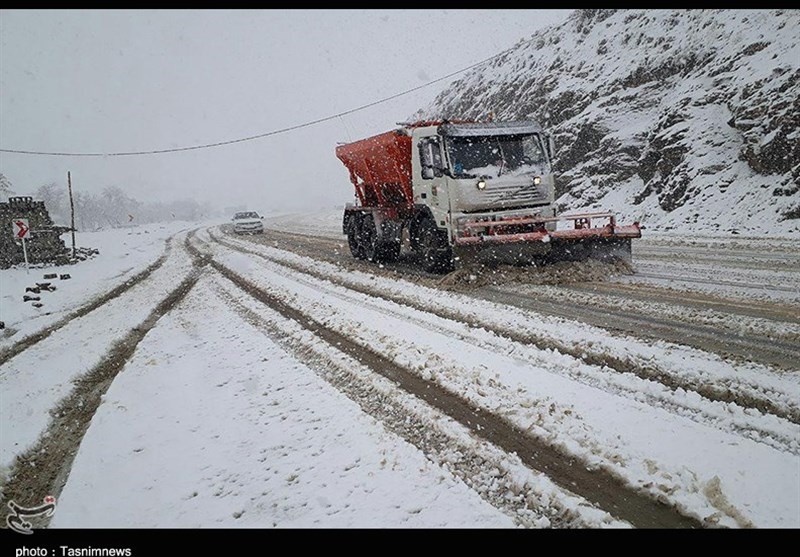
[476,178,487,190]
[533,176,541,185]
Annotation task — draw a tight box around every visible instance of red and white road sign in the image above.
[12,218,30,239]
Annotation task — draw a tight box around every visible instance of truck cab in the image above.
[409,121,558,269]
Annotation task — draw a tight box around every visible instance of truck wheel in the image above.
[359,216,379,262]
[418,219,453,273]
[377,240,401,263]
[347,215,365,259]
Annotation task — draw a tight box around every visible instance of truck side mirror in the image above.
[548,135,556,158]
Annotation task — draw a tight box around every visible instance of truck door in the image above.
[417,136,451,226]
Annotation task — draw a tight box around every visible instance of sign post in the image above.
[68,171,76,259]
[12,218,30,274]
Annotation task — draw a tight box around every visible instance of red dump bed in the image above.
[336,130,413,210]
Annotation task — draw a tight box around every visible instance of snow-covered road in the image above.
[1,213,797,529]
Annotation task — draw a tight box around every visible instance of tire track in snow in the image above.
[633,244,800,272]
[562,281,799,324]
[207,277,613,528]
[188,232,702,529]
[477,285,800,371]
[0,236,174,366]
[630,271,799,296]
[218,235,799,454]
[247,224,800,338]
[213,229,800,427]
[0,232,206,527]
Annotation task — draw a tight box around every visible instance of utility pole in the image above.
[67,171,76,259]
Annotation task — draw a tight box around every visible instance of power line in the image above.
[0,37,524,157]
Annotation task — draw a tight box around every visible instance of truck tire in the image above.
[418,219,453,273]
[359,215,379,262]
[358,215,401,264]
[347,214,365,259]
[377,239,401,263]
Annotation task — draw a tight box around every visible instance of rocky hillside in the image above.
[416,9,800,236]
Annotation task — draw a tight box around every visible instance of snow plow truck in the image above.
[336,119,641,273]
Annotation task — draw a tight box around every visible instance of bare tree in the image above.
[34,182,68,224]
[0,173,16,201]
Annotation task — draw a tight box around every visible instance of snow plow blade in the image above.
[452,212,640,268]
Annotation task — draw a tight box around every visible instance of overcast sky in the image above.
[0,9,571,213]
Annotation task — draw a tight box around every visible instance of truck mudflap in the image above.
[452,212,641,267]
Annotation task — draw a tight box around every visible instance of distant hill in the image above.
[415,9,800,236]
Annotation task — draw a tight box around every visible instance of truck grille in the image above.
[483,183,547,205]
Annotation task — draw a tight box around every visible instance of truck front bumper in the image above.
[452,211,641,266]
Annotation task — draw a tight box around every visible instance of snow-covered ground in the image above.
[2,211,798,529]
[265,208,800,304]
[0,221,193,345]
[52,276,518,528]
[209,225,799,528]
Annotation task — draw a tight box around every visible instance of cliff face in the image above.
[416,9,800,235]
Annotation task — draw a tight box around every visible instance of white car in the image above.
[231,211,264,234]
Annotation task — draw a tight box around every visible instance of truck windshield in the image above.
[445,134,546,178]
